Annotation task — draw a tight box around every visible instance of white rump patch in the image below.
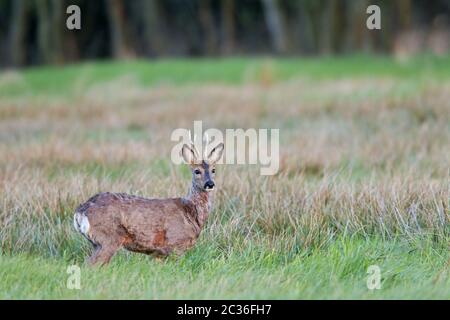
[74,212,90,237]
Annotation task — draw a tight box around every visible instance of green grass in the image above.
[2,55,450,98]
[0,237,448,299]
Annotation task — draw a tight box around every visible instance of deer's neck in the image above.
[186,186,213,228]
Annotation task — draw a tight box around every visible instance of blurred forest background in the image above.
[0,0,449,68]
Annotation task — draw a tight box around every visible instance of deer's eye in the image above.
[194,169,201,175]
[211,169,215,174]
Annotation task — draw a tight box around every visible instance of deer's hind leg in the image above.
[84,217,129,266]
[88,241,122,266]
[87,227,126,266]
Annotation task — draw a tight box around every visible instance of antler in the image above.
[203,132,212,158]
[188,130,200,159]
[188,131,216,160]
[188,130,194,144]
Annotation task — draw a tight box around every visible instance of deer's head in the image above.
[181,142,224,192]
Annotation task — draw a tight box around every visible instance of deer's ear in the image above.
[181,144,198,165]
[207,143,224,165]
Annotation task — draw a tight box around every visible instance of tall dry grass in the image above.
[0,75,449,258]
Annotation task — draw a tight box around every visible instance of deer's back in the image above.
[75,192,202,255]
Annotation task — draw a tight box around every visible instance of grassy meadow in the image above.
[0,56,449,299]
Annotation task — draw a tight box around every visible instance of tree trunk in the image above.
[303,0,323,54]
[106,0,128,59]
[262,0,287,54]
[397,0,412,31]
[50,0,64,64]
[9,0,28,67]
[346,0,370,52]
[137,0,164,56]
[36,0,51,64]
[199,0,217,55]
[36,0,65,64]
[294,1,314,54]
[221,0,235,55]
[329,0,345,54]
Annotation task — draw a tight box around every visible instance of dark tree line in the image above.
[0,0,449,68]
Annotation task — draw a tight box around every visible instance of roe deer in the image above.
[73,142,224,266]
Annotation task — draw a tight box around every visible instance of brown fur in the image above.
[74,142,224,266]
[75,190,212,265]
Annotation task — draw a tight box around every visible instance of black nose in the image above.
[204,181,215,189]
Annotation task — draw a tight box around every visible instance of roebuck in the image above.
[74,142,224,266]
